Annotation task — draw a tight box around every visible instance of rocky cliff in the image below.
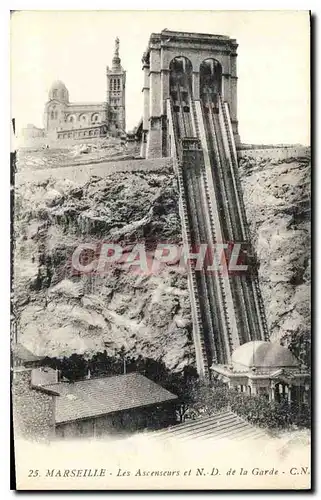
[13,146,311,370]
[238,147,311,364]
[14,159,194,372]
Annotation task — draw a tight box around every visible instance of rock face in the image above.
[238,148,311,363]
[14,163,194,372]
[13,146,311,371]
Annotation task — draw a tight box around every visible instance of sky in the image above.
[11,10,310,145]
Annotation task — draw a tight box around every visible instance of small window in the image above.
[50,111,54,119]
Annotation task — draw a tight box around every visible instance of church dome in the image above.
[231,341,299,369]
[48,80,69,103]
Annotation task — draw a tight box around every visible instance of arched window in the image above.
[79,114,87,125]
[67,114,76,124]
[200,58,222,99]
[169,56,193,99]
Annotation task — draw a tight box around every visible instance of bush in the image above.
[230,393,311,429]
[178,380,311,430]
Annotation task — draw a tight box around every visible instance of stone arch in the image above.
[66,114,76,124]
[91,113,99,123]
[49,105,57,121]
[169,56,193,93]
[79,113,88,123]
[274,382,290,403]
[199,58,222,98]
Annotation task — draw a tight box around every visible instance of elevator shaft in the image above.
[168,83,268,377]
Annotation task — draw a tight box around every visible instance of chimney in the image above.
[31,366,59,386]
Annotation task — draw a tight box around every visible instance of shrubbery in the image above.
[183,380,311,430]
[229,392,311,429]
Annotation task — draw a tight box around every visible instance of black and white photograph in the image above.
[10,9,311,490]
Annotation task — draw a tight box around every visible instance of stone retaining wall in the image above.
[16,157,174,185]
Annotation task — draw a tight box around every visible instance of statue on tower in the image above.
[115,37,120,57]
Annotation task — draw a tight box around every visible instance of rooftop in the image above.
[231,341,300,370]
[154,29,232,43]
[43,372,178,424]
[12,343,44,364]
[143,29,237,63]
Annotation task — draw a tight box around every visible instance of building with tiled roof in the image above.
[12,345,178,440]
[44,372,177,425]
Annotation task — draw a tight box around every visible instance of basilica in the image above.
[24,38,126,143]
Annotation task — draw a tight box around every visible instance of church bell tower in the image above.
[106,37,126,133]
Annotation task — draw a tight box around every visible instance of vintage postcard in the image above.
[10,10,311,490]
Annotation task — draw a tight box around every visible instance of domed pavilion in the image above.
[210,341,310,404]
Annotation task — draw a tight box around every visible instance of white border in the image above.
[1,1,319,497]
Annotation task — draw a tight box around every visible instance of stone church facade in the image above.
[43,37,126,141]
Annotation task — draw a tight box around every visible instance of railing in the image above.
[167,97,209,377]
[218,95,269,341]
[195,98,240,358]
[203,97,252,346]
[167,85,270,375]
